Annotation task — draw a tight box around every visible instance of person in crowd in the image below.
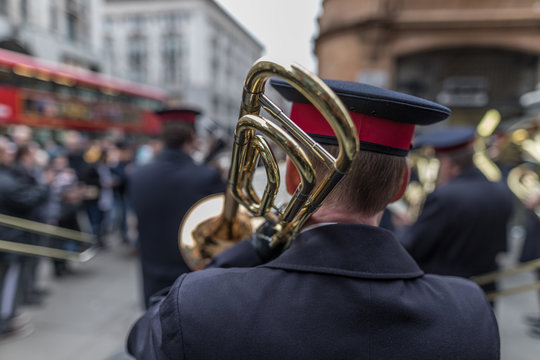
[516,175,540,336]
[63,130,89,181]
[110,140,135,245]
[83,148,115,248]
[127,79,500,359]
[134,138,162,166]
[128,107,225,308]
[395,127,514,297]
[43,153,85,277]
[10,144,51,306]
[0,138,47,338]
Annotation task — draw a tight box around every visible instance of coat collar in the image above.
[263,223,424,280]
[157,147,192,163]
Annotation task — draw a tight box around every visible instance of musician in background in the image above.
[127,79,500,359]
[519,185,540,336]
[128,108,225,308]
[394,127,514,297]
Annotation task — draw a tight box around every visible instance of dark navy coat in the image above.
[399,166,513,282]
[127,223,499,359]
[129,148,225,307]
[521,210,540,263]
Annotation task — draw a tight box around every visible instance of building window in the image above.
[50,4,58,32]
[0,0,7,15]
[66,0,78,41]
[104,36,114,69]
[67,12,77,41]
[210,36,219,73]
[132,15,145,31]
[162,33,182,85]
[65,0,88,44]
[211,94,219,114]
[128,34,147,83]
[21,0,28,21]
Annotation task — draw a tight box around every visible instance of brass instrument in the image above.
[0,213,97,262]
[509,123,540,163]
[507,163,540,218]
[391,146,439,222]
[387,146,438,222]
[473,109,502,182]
[179,59,359,270]
[473,118,540,300]
[471,257,540,301]
[388,109,502,222]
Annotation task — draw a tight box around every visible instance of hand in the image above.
[249,221,286,263]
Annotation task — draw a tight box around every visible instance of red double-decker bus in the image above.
[0,48,167,134]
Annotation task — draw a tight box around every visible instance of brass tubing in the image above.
[486,282,540,302]
[471,258,540,286]
[0,239,97,262]
[178,59,359,269]
[259,94,335,169]
[0,213,94,243]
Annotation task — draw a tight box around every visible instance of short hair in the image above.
[308,145,407,216]
[161,121,195,149]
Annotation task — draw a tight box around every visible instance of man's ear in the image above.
[285,157,301,195]
[391,163,411,202]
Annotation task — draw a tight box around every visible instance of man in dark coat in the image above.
[514,163,540,335]
[0,140,49,337]
[129,108,225,308]
[396,127,514,295]
[127,78,500,359]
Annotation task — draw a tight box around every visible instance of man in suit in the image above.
[127,80,500,359]
[396,127,514,296]
[129,107,225,308]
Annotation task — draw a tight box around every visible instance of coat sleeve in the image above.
[127,275,188,360]
[205,238,263,268]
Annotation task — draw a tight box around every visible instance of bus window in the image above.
[78,86,99,103]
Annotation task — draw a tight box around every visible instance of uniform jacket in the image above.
[127,223,499,360]
[521,210,540,263]
[129,148,225,306]
[400,166,513,279]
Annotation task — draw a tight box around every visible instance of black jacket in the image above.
[400,166,513,279]
[129,148,225,307]
[0,165,49,260]
[127,223,499,360]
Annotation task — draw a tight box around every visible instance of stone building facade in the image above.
[0,0,102,70]
[315,0,540,123]
[103,0,263,132]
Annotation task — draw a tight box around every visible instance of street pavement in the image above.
[0,235,143,360]
[1,232,540,359]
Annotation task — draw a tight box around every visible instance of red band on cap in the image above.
[434,139,474,154]
[290,103,415,150]
[158,112,197,124]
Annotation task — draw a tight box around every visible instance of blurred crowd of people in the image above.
[0,125,164,340]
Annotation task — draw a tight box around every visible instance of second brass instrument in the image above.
[0,213,97,262]
[179,59,359,270]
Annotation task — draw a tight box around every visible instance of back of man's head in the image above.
[156,107,201,150]
[270,78,450,218]
[310,146,406,216]
[162,121,195,149]
[417,126,476,172]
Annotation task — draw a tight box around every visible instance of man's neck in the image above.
[306,205,382,227]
